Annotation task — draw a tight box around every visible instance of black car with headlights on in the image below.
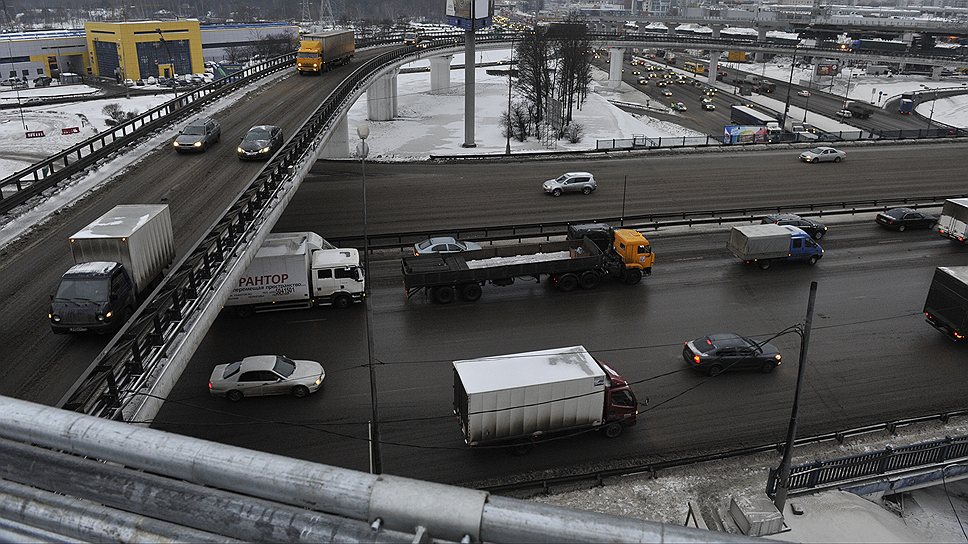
[237,125,283,161]
[876,208,938,232]
[683,333,782,376]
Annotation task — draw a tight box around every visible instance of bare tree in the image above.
[514,27,553,131]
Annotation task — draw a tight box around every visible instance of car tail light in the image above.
[208,381,213,390]
[693,355,701,364]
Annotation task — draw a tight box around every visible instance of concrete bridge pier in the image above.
[320,112,349,158]
[366,71,395,121]
[932,65,943,80]
[755,27,768,63]
[429,55,453,93]
[667,24,677,36]
[708,25,722,84]
[390,68,399,117]
[609,47,625,87]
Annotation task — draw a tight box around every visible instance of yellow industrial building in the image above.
[85,20,205,81]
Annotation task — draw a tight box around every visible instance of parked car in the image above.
[682,333,782,376]
[413,237,482,256]
[237,125,283,160]
[875,208,939,231]
[33,76,52,87]
[799,146,846,163]
[542,171,597,196]
[135,79,146,86]
[761,213,828,240]
[123,79,135,87]
[797,89,811,97]
[209,355,324,401]
[173,117,221,153]
[836,109,852,118]
[146,76,157,85]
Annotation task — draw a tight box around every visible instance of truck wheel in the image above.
[332,294,352,309]
[759,260,772,270]
[760,361,777,374]
[291,385,310,398]
[579,271,600,289]
[459,283,482,302]
[603,422,624,439]
[707,364,724,377]
[226,390,243,402]
[623,268,643,285]
[556,274,579,292]
[808,256,819,265]
[552,188,562,197]
[432,286,456,304]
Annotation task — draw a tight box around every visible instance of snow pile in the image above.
[465,250,571,269]
[0,83,101,105]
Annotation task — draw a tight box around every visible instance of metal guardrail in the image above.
[57,37,513,419]
[766,433,968,497]
[482,408,968,497]
[596,128,968,150]
[0,53,296,214]
[327,194,964,252]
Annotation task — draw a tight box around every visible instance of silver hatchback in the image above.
[542,172,597,197]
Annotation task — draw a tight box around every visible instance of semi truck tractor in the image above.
[936,198,968,243]
[296,30,355,75]
[727,224,823,270]
[49,205,175,334]
[452,345,640,448]
[224,232,364,315]
[844,100,875,119]
[924,266,968,342]
[402,226,654,304]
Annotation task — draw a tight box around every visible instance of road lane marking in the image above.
[675,256,705,261]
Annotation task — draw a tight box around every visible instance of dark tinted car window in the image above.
[611,390,636,407]
[695,337,717,353]
[884,209,907,219]
[244,128,271,140]
[273,356,296,378]
[222,361,241,379]
[183,125,205,135]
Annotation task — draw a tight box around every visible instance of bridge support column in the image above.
[429,55,453,93]
[390,69,399,117]
[931,65,943,80]
[902,31,914,46]
[609,47,625,87]
[320,112,349,158]
[667,23,676,36]
[708,54,721,84]
[366,72,394,121]
[755,27,768,63]
[462,29,476,148]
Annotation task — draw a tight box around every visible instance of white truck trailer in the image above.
[225,232,364,315]
[937,198,968,243]
[452,346,639,448]
[49,204,175,334]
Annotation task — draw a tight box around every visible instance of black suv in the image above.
[761,213,827,240]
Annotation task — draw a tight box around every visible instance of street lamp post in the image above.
[156,28,177,99]
[780,48,798,135]
[803,65,815,123]
[505,37,514,156]
[357,125,382,475]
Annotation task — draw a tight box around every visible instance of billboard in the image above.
[447,0,493,30]
[816,63,840,76]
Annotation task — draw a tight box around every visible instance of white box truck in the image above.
[225,232,364,316]
[727,224,823,270]
[49,204,175,334]
[937,198,968,243]
[452,346,639,449]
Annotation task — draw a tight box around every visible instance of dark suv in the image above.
[761,213,827,240]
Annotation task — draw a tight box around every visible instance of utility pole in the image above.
[773,281,819,515]
[780,48,797,134]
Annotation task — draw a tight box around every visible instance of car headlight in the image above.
[49,313,61,322]
[96,313,105,321]
[774,354,782,361]
[173,141,180,147]
[260,146,270,153]
[105,310,113,319]
[315,377,322,386]
[237,147,244,153]
[193,141,202,147]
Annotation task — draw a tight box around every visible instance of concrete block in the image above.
[729,495,783,536]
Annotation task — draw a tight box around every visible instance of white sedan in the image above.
[799,147,846,163]
[797,90,811,97]
[209,355,324,401]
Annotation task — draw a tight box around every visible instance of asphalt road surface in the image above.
[0,46,395,405]
[152,217,968,486]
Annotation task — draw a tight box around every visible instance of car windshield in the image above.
[54,278,108,301]
[222,361,241,379]
[554,174,570,182]
[695,337,718,353]
[740,336,761,351]
[884,209,907,218]
[809,148,825,154]
[273,356,296,377]
[183,125,205,135]
[244,129,271,140]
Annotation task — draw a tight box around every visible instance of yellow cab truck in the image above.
[296,30,355,75]
[401,223,654,304]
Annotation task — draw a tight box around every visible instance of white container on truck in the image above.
[49,204,174,334]
[936,198,968,243]
[224,232,364,315]
[923,266,968,342]
[727,224,823,270]
[452,346,639,448]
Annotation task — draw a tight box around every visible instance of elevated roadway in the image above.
[150,146,968,483]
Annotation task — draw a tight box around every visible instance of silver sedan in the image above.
[209,355,324,401]
[799,147,846,163]
[413,237,482,256]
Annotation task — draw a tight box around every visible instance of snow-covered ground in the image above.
[0,83,101,105]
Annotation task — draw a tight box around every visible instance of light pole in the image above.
[156,28,177,99]
[505,37,514,156]
[357,125,382,475]
[773,281,819,515]
[803,64,815,123]
[781,47,798,134]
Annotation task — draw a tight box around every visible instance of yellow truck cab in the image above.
[612,228,654,274]
[296,40,324,74]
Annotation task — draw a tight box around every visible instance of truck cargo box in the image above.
[937,198,968,242]
[727,224,793,260]
[453,346,607,446]
[924,266,968,340]
[225,233,324,306]
[69,205,174,294]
